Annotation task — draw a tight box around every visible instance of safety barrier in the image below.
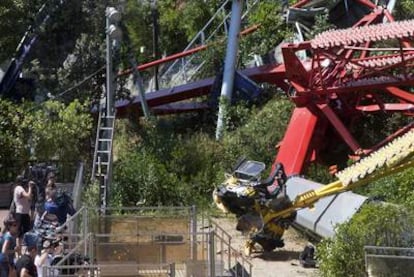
[365,246,414,277]
[43,206,252,276]
[205,218,253,276]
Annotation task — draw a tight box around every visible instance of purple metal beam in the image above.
[115,63,287,117]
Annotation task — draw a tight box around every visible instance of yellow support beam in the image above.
[262,127,414,225]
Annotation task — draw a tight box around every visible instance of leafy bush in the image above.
[222,93,293,170]
[112,116,224,208]
[356,167,414,206]
[110,88,294,208]
[317,203,414,277]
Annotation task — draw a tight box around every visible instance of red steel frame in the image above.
[273,0,414,175]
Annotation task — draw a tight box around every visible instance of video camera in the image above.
[23,163,58,205]
[28,163,57,186]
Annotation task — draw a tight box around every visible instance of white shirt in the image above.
[13,185,31,214]
[35,252,56,277]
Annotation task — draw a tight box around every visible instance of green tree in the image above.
[0,99,31,179]
[0,0,37,62]
[240,0,293,63]
[395,0,414,20]
[0,99,92,180]
[222,92,293,169]
[25,99,93,162]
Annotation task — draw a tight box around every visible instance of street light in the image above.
[102,6,122,213]
[105,6,122,117]
[106,7,121,22]
[107,24,122,41]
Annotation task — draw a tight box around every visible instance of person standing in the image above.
[15,232,39,277]
[14,177,34,237]
[0,214,19,277]
[44,176,57,203]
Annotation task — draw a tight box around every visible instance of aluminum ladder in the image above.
[91,109,115,210]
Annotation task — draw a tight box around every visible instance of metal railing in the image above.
[152,0,260,91]
[208,218,252,277]
[365,246,414,277]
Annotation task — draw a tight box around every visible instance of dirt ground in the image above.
[212,216,320,277]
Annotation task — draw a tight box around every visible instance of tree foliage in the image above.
[0,99,92,180]
[0,0,35,62]
[111,117,223,207]
[394,0,414,20]
[26,99,92,161]
[125,0,221,64]
[240,0,293,61]
[0,99,30,167]
[110,87,292,208]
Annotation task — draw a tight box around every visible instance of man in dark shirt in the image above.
[15,232,39,277]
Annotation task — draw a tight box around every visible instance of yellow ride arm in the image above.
[263,127,414,224]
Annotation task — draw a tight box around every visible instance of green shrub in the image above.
[317,203,414,277]
[222,93,293,170]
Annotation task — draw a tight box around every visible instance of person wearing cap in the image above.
[15,232,39,277]
[13,176,34,238]
[34,240,61,277]
[0,214,19,277]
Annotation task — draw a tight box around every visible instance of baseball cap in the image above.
[22,232,40,248]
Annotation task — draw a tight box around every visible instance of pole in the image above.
[215,0,243,140]
[151,0,160,91]
[106,11,114,116]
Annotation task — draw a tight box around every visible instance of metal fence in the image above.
[203,218,252,277]
[43,206,253,276]
[365,246,414,277]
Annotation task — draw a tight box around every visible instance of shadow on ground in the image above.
[253,249,301,261]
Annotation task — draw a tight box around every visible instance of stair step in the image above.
[98,139,112,142]
[97,150,111,154]
[95,162,109,166]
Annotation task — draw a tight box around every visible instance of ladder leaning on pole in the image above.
[91,108,116,210]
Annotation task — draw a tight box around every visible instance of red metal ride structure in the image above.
[272,0,414,176]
